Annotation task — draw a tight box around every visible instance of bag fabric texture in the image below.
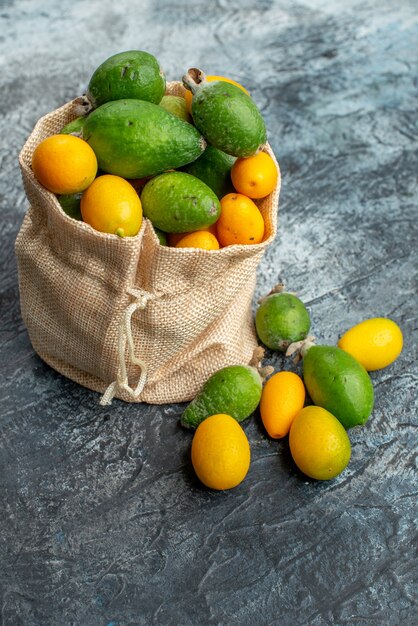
[15,82,281,405]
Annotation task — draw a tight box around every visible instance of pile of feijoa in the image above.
[31,50,279,248]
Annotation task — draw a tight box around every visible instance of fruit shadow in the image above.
[176,422,212,493]
[252,392,320,485]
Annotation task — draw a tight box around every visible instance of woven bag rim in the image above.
[19,81,280,251]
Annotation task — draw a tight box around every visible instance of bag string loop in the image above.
[100,288,154,406]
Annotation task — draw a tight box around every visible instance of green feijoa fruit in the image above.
[181,364,263,429]
[87,50,166,108]
[58,193,82,220]
[60,116,86,135]
[183,68,267,157]
[159,95,192,123]
[303,345,374,429]
[181,144,236,199]
[141,171,220,233]
[255,292,311,351]
[82,99,206,179]
[154,227,167,246]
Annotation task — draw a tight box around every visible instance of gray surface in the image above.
[1,0,417,624]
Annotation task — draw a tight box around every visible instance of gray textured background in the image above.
[1,0,417,624]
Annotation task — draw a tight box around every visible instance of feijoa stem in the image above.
[257,282,293,305]
[74,94,93,116]
[182,68,207,94]
[285,335,316,362]
[268,283,286,296]
[249,346,274,380]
